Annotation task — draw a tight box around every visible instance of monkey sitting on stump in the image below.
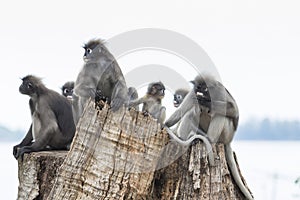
[72,39,129,125]
[165,82,214,164]
[13,75,76,160]
[129,81,166,125]
[165,75,253,200]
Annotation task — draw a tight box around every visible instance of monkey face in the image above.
[62,87,73,97]
[173,94,183,107]
[83,39,104,62]
[193,80,211,109]
[147,82,165,99]
[19,78,37,96]
[62,82,74,98]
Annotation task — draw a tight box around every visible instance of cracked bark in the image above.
[17,99,253,199]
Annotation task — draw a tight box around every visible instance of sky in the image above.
[0,0,300,131]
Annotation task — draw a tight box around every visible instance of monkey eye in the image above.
[64,89,69,93]
[204,88,208,92]
[86,48,92,54]
[27,83,33,89]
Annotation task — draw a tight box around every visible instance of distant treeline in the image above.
[1,119,300,141]
[236,119,300,140]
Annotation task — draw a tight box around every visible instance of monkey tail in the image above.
[225,144,254,200]
[164,127,215,165]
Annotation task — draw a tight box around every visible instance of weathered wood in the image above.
[47,100,169,199]
[17,151,67,200]
[17,99,253,199]
[152,142,253,199]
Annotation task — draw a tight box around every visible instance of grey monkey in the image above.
[165,82,214,164]
[165,75,253,200]
[13,75,76,160]
[129,81,166,125]
[72,39,128,124]
[128,87,139,111]
[173,88,189,108]
[61,81,74,102]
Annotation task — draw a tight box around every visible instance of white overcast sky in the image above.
[0,0,299,131]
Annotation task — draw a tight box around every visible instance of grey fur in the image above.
[62,81,74,98]
[72,39,128,125]
[129,82,166,125]
[128,87,139,111]
[13,75,75,160]
[173,88,189,107]
[165,75,253,200]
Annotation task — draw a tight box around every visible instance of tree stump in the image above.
[17,151,67,200]
[17,99,253,199]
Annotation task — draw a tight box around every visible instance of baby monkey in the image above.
[129,81,166,125]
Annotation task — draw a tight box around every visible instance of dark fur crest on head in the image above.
[21,75,47,95]
[83,39,106,49]
[22,75,44,86]
[175,88,189,95]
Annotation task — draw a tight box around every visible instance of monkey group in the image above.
[13,38,252,199]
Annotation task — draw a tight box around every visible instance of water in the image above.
[0,142,18,200]
[1,141,300,199]
[231,141,300,200]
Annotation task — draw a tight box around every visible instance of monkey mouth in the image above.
[196,92,204,96]
[83,57,90,62]
[173,101,179,107]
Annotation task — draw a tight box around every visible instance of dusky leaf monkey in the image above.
[129,81,166,125]
[72,39,128,124]
[165,82,214,164]
[13,75,76,160]
[165,75,253,200]
[61,81,74,101]
[127,87,139,111]
[173,88,189,108]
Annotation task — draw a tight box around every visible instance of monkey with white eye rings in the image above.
[61,81,74,101]
[173,88,189,108]
[129,81,166,125]
[13,75,76,160]
[164,75,253,200]
[72,39,129,125]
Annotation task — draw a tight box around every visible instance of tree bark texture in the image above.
[47,100,169,199]
[17,99,253,199]
[17,151,67,200]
